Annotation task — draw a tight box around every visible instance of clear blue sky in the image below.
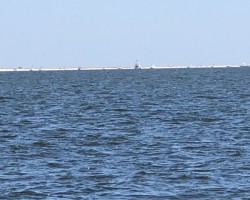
[1,0,250,68]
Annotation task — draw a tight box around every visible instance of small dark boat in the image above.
[134,60,141,69]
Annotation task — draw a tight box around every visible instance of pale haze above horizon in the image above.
[1,0,250,68]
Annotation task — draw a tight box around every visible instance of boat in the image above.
[134,60,141,69]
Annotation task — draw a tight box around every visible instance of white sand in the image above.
[0,65,245,72]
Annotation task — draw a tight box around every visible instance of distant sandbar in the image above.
[0,65,248,72]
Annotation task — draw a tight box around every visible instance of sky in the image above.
[0,0,250,68]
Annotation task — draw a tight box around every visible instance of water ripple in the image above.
[0,68,250,199]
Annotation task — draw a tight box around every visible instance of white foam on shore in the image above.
[0,65,247,72]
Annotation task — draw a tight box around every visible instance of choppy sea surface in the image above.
[0,68,250,199]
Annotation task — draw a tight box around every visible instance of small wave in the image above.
[1,133,17,138]
[239,93,250,98]
[201,117,222,123]
[7,190,48,199]
[47,162,64,168]
[18,119,33,124]
[32,140,51,147]
[195,95,223,100]
[0,96,15,102]
[112,108,129,112]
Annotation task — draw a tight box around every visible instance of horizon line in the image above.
[0,64,249,72]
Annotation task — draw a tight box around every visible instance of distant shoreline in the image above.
[0,65,249,72]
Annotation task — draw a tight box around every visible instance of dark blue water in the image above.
[0,68,250,199]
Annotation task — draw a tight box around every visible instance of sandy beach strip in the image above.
[0,65,245,72]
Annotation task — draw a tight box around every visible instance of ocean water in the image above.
[0,68,250,199]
